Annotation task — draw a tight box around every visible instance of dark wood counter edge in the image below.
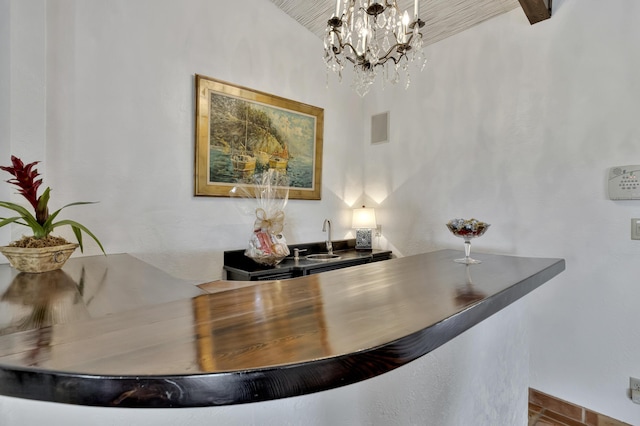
[0,256,565,408]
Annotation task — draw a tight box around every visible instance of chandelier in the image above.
[324,0,427,97]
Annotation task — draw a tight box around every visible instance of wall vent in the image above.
[371,112,389,144]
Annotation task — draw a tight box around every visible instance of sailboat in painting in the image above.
[231,107,256,176]
[231,153,256,173]
[269,144,289,171]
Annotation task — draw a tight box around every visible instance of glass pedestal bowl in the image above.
[446,218,490,264]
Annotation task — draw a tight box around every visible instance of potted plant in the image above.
[0,156,105,273]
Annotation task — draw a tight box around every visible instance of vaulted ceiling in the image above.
[269,0,551,47]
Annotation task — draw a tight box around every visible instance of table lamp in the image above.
[352,206,377,250]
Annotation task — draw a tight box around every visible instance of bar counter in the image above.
[0,250,564,408]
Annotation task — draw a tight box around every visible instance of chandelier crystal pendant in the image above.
[324,0,427,97]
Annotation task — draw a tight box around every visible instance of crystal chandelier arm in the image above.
[338,43,362,64]
[373,33,416,66]
[376,46,407,66]
[333,37,412,67]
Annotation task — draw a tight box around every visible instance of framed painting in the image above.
[195,75,324,200]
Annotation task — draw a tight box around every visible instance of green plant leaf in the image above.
[45,201,98,226]
[36,187,51,224]
[37,187,50,210]
[42,201,99,237]
[0,201,42,231]
[3,194,104,252]
[72,225,83,251]
[0,216,25,228]
[52,219,105,254]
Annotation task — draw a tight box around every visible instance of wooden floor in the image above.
[528,389,631,426]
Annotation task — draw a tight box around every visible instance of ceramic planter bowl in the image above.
[0,243,78,273]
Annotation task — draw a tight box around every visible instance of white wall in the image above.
[362,0,640,423]
[0,0,10,246]
[2,0,364,281]
[3,0,48,245]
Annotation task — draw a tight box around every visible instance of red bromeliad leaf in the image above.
[0,155,46,222]
[1,156,104,252]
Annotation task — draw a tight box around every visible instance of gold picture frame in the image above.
[195,75,324,200]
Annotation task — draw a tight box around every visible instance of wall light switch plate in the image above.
[631,377,640,404]
[631,219,640,240]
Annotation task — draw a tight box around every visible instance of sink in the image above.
[305,254,342,262]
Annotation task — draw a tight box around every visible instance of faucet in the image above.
[322,219,333,255]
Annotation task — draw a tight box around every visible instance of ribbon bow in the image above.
[254,208,285,235]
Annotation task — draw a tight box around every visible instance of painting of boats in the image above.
[268,156,287,170]
[255,151,270,167]
[195,75,324,199]
[207,92,300,179]
[268,145,289,170]
[231,153,256,174]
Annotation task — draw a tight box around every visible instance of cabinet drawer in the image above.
[255,272,295,281]
[305,258,369,275]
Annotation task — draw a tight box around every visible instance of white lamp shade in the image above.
[352,207,377,229]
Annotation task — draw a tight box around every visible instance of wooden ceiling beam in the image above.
[518,0,552,24]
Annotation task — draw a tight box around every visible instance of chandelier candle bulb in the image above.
[414,0,419,18]
[361,28,368,55]
[335,0,340,17]
[402,11,410,43]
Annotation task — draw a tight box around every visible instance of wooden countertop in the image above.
[0,250,564,408]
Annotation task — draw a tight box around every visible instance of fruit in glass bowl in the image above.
[446,218,490,239]
[446,218,490,264]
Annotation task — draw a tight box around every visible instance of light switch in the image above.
[632,218,640,240]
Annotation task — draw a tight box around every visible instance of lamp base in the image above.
[355,229,372,250]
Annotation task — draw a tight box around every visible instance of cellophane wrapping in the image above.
[232,170,290,266]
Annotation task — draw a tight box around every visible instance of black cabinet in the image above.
[223,239,392,281]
